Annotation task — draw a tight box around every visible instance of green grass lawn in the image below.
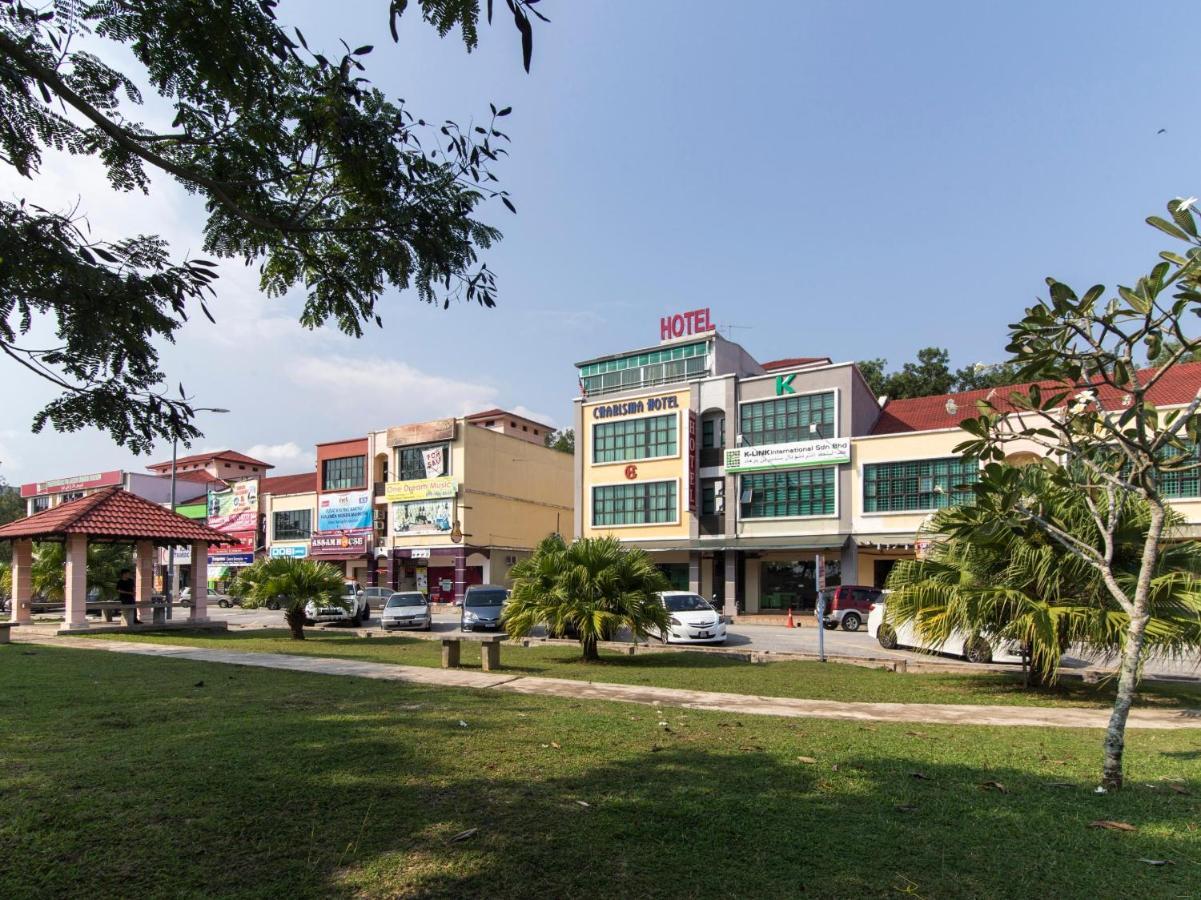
[0,645,1198,898]
[85,628,1201,710]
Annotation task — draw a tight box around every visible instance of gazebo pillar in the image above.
[188,541,209,623]
[10,539,33,625]
[63,533,89,629]
[135,540,154,622]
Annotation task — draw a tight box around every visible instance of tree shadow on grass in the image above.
[2,646,1200,899]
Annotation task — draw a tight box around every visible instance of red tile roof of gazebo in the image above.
[0,487,236,544]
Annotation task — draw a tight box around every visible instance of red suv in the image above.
[818,585,883,632]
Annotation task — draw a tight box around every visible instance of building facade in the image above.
[573,311,880,617]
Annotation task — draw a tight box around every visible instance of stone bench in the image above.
[0,622,19,644]
[441,633,507,672]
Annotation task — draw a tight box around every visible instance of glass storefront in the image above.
[759,558,841,610]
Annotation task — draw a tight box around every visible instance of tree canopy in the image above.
[1,0,546,452]
[858,348,1022,400]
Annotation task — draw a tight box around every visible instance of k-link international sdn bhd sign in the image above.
[724,437,851,473]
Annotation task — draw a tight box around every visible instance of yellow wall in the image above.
[265,491,317,543]
[579,388,691,540]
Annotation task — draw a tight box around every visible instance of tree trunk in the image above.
[1101,611,1149,791]
[285,608,306,640]
[582,635,599,661]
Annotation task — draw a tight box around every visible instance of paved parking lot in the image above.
[207,605,1201,680]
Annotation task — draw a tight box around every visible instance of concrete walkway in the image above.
[24,635,1201,730]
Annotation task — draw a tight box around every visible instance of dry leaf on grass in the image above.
[1166,783,1191,796]
[575,800,591,808]
[910,772,931,781]
[796,756,818,764]
[895,804,918,813]
[979,781,1009,794]
[448,828,478,843]
[904,731,927,738]
[1138,858,1172,866]
[551,741,561,749]
[1089,820,1137,832]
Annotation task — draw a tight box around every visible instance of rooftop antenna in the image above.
[717,323,752,339]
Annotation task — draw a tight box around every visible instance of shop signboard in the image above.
[311,532,371,557]
[590,393,681,420]
[384,477,457,503]
[208,552,254,566]
[270,544,309,559]
[387,418,455,448]
[20,469,122,498]
[391,498,453,534]
[215,531,256,555]
[724,437,850,473]
[170,547,192,565]
[207,479,259,531]
[410,548,432,559]
[687,411,698,512]
[317,489,373,533]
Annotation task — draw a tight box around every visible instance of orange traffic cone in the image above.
[786,607,795,628]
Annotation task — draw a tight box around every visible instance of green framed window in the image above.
[592,481,677,526]
[578,342,709,396]
[740,467,836,518]
[740,392,835,446]
[1157,445,1201,498]
[863,457,978,512]
[701,415,724,449]
[592,415,678,463]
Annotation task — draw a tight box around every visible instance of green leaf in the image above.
[1147,216,1190,242]
[1168,199,1198,237]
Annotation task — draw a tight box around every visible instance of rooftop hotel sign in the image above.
[724,437,851,473]
[660,307,714,341]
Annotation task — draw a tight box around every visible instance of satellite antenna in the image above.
[717,323,752,339]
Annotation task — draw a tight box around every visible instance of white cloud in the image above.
[244,441,314,470]
[510,405,560,429]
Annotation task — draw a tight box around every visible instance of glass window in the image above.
[578,343,709,396]
[322,455,365,491]
[1156,445,1201,498]
[396,443,450,481]
[740,392,835,446]
[657,566,691,592]
[760,559,842,610]
[593,415,678,463]
[592,481,678,526]
[740,467,836,518]
[863,457,979,512]
[701,479,720,515]
[701,415,725,449]
[272,509,312,541]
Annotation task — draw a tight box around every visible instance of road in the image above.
[209,605,1201,680]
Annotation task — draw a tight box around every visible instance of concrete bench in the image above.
[89,601,172,625]
[441,633,507,671]
[0,622,19,644]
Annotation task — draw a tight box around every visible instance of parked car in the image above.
[818,585,884,632]
[380,591,433,631]
[460,585,508,632]
[179,587,235,608]
[651,591,727,645]
[867,599,1024,664]
[304,580,370,626]
[358,586,392,617]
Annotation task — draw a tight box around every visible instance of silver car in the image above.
[381,591,433,631]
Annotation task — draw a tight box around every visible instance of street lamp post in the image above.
[164,407,229,619]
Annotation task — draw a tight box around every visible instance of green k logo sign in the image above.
[775,374,796,395]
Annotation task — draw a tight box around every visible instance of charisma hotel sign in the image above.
[725,437,851,473]
[592,394,681,419]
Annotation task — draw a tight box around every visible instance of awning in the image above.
[631,535,850,553]
[854,533,917,549]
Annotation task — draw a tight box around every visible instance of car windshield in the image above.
[663,594,712,612]
[386,594,426,608]
[466,589,506,608]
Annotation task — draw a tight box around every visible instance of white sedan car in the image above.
[867,599,1023,664]
[652,591,727,645]
[380,591,433,631]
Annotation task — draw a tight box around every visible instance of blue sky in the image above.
[2,1,1199,482]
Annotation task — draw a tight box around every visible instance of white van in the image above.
[867,598,1023,664]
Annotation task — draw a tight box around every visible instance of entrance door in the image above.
[874,559,897,589]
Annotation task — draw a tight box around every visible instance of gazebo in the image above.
[0,486,236,629]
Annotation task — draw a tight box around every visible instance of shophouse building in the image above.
[849,361,1201,587]
[261,471,319,564]
[573,309,881,617]
[19,468,209,516]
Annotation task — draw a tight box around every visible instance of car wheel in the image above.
[266,599,280,611]
[965,637,993,664]
[841,612,862,632]
[218,599,232,608]
[822,621,837,630]
[876,624,899,650]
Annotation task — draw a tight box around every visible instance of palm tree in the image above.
[504,535,671,661]
[28,542,131,604]
[231,557,346,640]
[885,465,1201,685]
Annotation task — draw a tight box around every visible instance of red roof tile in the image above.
[0,487,236,543]
[145,449,274,471]
[761,357,831,371]
[260,471,316,496]
[871,362,1201,435]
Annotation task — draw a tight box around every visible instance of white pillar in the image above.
[688,554,701,593]
[64,534,89,629]
[135,540,154,623]
[10,539,33,624]
[724,552,737,619]
[188,541,208,623]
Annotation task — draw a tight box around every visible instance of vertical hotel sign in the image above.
[687,411,698,512]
